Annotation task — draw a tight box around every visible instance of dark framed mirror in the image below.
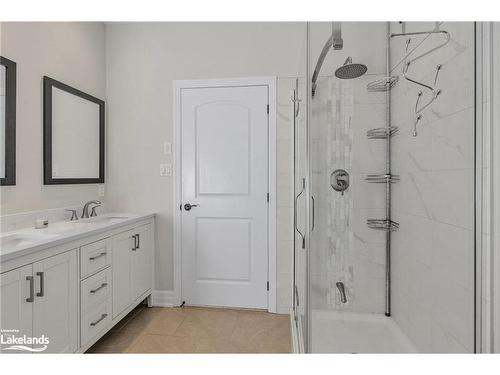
[43,76,105,184]
[0,56,17,186]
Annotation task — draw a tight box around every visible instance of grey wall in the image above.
[105,22,305,293]
[0,22,106,214]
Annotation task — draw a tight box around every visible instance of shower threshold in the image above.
[311,310,416,353]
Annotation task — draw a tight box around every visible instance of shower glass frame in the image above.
[294,21,480,353]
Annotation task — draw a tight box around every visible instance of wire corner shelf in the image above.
[367,219,400,232]
[366,76,399,92]
[365,174,400,183]
[367,126,400,139]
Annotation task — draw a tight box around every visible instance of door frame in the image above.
[475,22,500,353]
[173,76,277,312]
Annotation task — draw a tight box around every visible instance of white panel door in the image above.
[0,265,33,353]
[33,250,78,353]
[181,84,269,309]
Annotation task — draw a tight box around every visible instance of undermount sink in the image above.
[76,215,131,225]
[47,221,82,233]
[0,233,59,249]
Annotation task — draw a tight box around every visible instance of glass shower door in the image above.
[292,76,308,353]
[307,22,394,353]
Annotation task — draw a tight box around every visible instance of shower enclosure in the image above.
[292,22,477,353]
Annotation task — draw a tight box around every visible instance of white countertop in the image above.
[0,212,155,263]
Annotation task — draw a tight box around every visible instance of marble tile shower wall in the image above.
[310,70,388,313]
[390,22,475,352]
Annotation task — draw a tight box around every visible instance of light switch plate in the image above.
[160,163,172,177]
[98,185,105,197]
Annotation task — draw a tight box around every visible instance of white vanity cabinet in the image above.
[0,265,34,352]
[131,224,153,303]
[33,250,78,353]
[0,250,78,353]
[0,214,155,354]
[112,224,153,318]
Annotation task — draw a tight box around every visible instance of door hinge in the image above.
[267,281,269,291]
[266,193,269,202]
[266,104,269,114]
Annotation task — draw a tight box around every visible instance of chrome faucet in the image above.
[81,200,102,219]
[90,204,101,217]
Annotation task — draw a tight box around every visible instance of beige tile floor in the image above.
[87,305,292,353]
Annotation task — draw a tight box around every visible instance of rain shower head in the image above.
[335,57,368,79]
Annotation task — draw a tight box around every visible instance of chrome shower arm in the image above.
[311,34,334,97]
[312,23,344,97]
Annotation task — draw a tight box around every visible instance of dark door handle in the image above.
[36,272,44,297]
[26,276,34,303]
[184,203,199,211]
[132,234,137,251]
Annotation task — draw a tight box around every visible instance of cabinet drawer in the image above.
[81,267,112,313]
[80,239,111,278]
[81,299,111,348]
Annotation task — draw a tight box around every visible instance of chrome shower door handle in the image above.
[26,276,34,303]
[311,195,315,232]
[36,272,44,297]
[294,178,306,249]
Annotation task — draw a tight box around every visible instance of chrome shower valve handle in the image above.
[331,169,350,194]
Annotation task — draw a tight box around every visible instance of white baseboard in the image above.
[152,290,177,307]
[277,306,291,314]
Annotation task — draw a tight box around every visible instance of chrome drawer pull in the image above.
[89,252,107,261]
[90,282,108,294]
[90,313,108,327]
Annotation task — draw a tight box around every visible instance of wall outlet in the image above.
[163,142,172,155]
[98,185,105,197]
[160,163,172,177]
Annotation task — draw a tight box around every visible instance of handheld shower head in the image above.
[335,57,368,79]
